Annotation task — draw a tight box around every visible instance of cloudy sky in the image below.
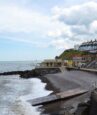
[0,0,97,61]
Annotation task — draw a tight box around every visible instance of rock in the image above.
[0,67,61,79]
[89,90,97,115]
[74,102,90,115]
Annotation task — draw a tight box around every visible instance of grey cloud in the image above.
[71,25,89,35]
[56,2,97,26]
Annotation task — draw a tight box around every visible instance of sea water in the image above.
[0,61,38,72]
[0,61,52,115]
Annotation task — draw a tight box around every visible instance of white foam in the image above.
[0,76,52,115]
[20,78,52,100]
[12,99,40,115]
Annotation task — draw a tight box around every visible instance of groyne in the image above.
[28,88,87,106]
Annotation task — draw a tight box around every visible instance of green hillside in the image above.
[58,49,89,60]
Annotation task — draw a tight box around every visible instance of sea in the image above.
[0,61,52,115]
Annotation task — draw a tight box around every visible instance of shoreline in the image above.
[0,68,97,114]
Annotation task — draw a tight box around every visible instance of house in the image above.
[72,54,93,67]
[79,40,97,53]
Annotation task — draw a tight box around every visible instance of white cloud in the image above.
[1,1,97,50]
[0,3,68,50]
[51,39,66,49]
[49,1,97,48]
[52,2,97,26]
[89,20,97,33]
[48,24,73,38]
[50,38,72,49]
[0,3,54,48]
[0,4,50,33]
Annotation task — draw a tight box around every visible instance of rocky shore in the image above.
[0,67,61,78]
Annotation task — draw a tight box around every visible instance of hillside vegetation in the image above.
[58,49,89,60]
